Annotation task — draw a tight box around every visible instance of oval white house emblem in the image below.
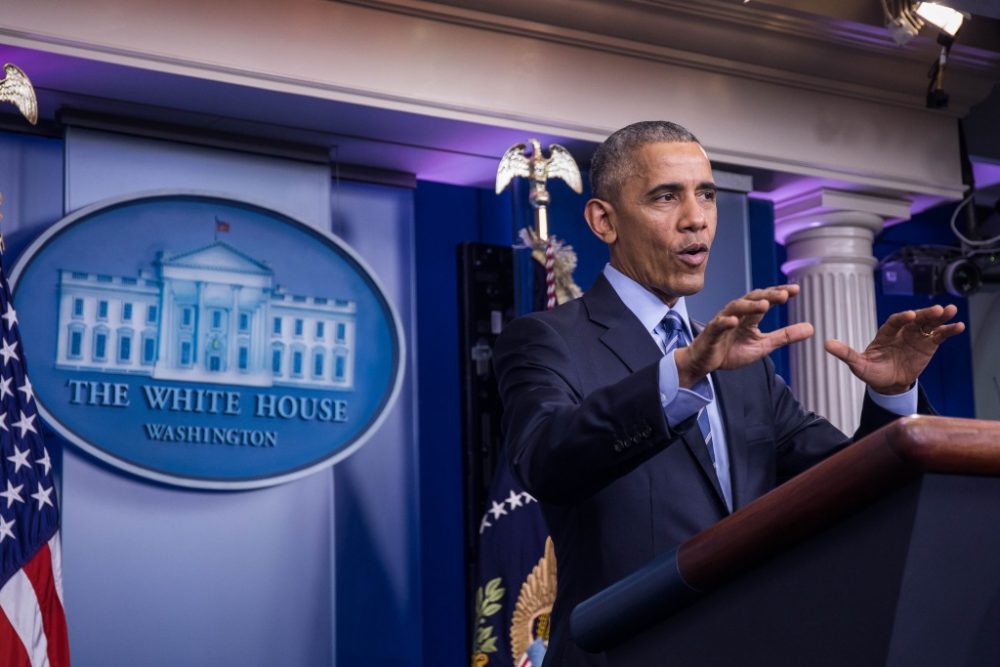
[10,193,405,489]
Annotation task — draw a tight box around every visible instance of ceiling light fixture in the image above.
[883,0,967,44]
[914,1,965,36]
[881,0,969,109]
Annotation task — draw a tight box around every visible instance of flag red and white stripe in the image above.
[0,248,70,666]
[0,537,69,667]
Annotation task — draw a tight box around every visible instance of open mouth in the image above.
[677,243,709,266]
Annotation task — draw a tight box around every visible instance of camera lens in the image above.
[943,259,982,296]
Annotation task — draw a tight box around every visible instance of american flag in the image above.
[0,250,70,666]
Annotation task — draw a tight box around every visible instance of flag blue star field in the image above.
[0,252,70,666]
[472,460,555,667]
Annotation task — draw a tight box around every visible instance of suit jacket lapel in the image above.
[712,367,748,510]
[680,425,729,512]
[588,289,733,512]
[583,274,663,373]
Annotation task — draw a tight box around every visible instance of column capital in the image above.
[774,188,912,244]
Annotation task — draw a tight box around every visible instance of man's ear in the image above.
[584,198,617,245]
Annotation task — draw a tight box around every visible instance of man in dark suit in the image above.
[493,120,964,666]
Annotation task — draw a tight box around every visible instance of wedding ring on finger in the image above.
[919,327,935,338]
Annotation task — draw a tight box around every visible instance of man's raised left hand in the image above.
[824,304,965,395]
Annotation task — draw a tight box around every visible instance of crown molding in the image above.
[339,0,999,116]
[630,0,999,69]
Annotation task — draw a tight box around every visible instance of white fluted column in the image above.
[775,189,911,434]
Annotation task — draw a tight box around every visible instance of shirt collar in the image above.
[602,263,692,336]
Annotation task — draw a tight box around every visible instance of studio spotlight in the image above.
[882,0,968,109]
[914,2,965,36]
[883,0,967,44]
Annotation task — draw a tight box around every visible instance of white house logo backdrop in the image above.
[9,193,405,489]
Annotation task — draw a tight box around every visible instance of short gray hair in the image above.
[590,121,700,202]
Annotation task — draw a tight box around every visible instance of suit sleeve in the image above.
[494,314,697,505]
[764,355,851,481]
[765,355,937,482]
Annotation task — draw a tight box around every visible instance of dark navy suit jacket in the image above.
[494,274,929,666]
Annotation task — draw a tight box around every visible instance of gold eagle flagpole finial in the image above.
[495,139,581,241]
[0,63,38,126]
[496,139,583,309]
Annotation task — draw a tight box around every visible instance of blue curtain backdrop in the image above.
[330,179,422,665]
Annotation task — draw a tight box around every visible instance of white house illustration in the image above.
[54,241,356,390]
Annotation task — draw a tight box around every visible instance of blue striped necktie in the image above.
[661,311,715,465]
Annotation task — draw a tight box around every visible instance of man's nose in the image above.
[678,193,708,230]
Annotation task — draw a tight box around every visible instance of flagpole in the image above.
[214,216,231,241]
[0,61,70,666]
[475,139,583,667]
[495,139,584,311]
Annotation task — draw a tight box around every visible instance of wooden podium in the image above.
[571,416,1000,666]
